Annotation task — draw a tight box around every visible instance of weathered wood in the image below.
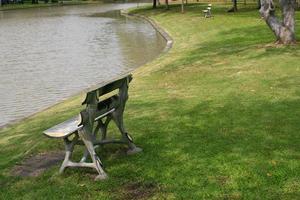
[111,77,142,155]
[78,123,108,180]
[81,73,131,94]
[82,75,132,105]
[43,110,115,139]
[43,95,119,138]
[260,0,296,44]
[59,135,79,174]
[43,74,142,180]
[43,116,82,138]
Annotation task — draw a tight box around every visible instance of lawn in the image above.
[0,3,300,199]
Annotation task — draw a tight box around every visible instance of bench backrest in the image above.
[44,74,133,138]
[82,75,132,105]
[78,74,132,128]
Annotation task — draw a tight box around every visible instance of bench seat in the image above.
[43,107,116,138]
[43,116,82,138]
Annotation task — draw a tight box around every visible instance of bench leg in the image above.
[78,128,108,181]
[80,117,111,162]
[94,117,111,140]
[101,117,111,140]
[111,110,142,155]
[80,145,100,163]
[80,148,89,163]
[59,134,78,174]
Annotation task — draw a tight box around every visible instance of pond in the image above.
[0,3,166,127]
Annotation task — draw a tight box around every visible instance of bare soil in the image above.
[120,182,157,200]
[11,151,64,177]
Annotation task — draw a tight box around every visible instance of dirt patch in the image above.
[11,151,64,177]
[216,176,230,186]
[119,182,158,200]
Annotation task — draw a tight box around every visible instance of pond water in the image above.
[0,3,166,127]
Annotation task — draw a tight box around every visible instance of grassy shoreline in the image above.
[0,1,99,11]
[1,3,300,199]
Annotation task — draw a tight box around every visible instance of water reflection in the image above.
[0,3,166,127]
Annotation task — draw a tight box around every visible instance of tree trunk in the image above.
[257,0,261,9]
[260,0,296,44]
[228,0,238,12]
[153,0,156,9]
[165,0,169,9]
[181,0,184,13]
[233,0,238,11]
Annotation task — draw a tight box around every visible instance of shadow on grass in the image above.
[119,93,300,199]
[2,91,300,198]
[159,24,299,73]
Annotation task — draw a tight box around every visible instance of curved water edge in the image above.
[0,3,172,129]
[120,10,173,52]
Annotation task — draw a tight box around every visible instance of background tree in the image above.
[153,0,168,9]
[153,0,157,9]
[228,0,238,12]
[165,0,169,9]
[260,0,297,44]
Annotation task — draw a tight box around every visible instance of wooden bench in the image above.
[43,74,142,180]
[203,4,212,18]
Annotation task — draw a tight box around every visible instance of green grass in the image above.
[0,1,97,11]
[1,3,300,199]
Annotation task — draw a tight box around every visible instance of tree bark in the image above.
[228,0,238,12]
[260,0,296,44]
[257,0,261,9]
[153,0,157,9]
[233,0,237,11]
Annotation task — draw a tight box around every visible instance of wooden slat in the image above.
[94,108,115,121]
[44,95,119,138]
[43,116,82,138]
[99,77,126,96]
[83,74,131,95]
[82,75,130,105]
[44,74,131,138]
[97,94,119,109]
